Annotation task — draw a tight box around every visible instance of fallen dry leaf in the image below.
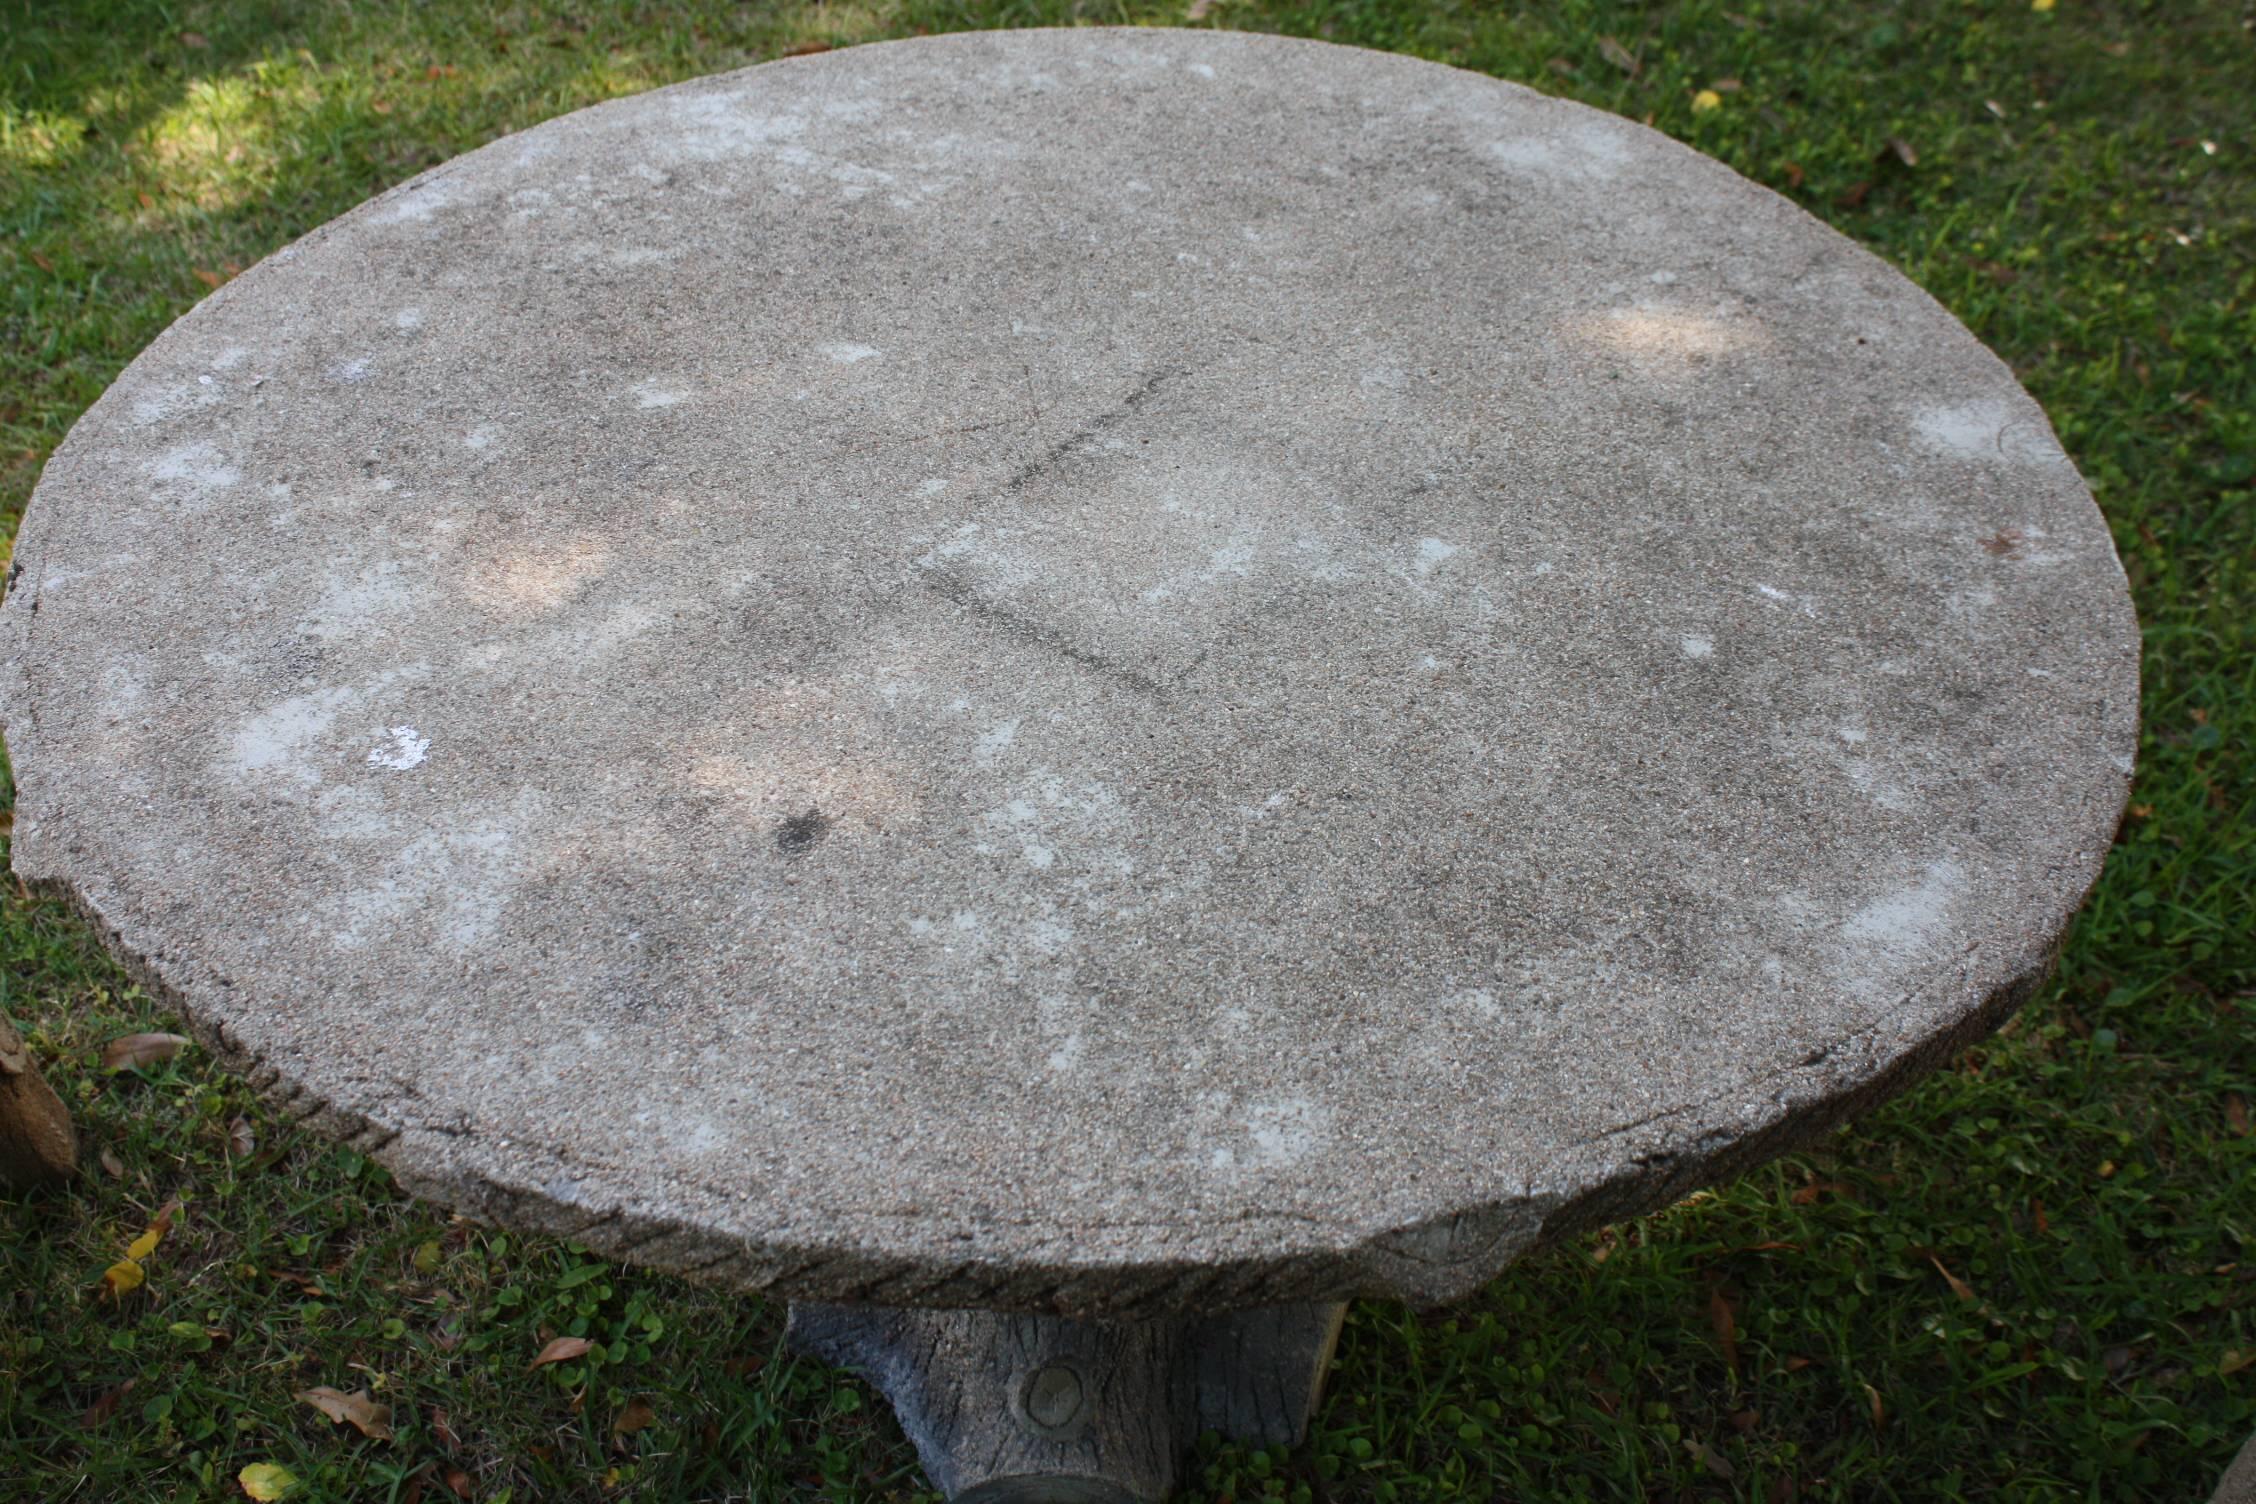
[444,1467,473,1499]
[2227,1094,2249,1136]
[1783,1354,1813,1372]
[297,1385,394,1441]
[1597,35,1640,75]
[101,1259,145,1299]
[2221,1349,2254,1377]
[1693,89,1722,113]
[1710,76,1743,93]
[432,1404,460,1453]
[782,39,832,56]
[1928,1254,1976,1303]
[1863,1382,1886,1429]
[1185,0,1216,18]
[102,1033,190,1071]
[1685,1437,1735,1480]
[192,268,226,290]
[228,1116,257,1158]
[239,1462,298,1500]
[80,1379,135,1428]
[1885,137,1919,167]
[1709,1289,1740,1372]
[612,1396,658,1442]
[1781,161,1806,190]
[528,1335,592,1370]
[99,1148,125,1179]
[180,30,208,48]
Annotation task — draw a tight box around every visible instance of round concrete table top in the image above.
[1,28,2137,1314]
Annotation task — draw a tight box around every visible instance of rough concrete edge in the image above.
[0,26,2144,1315]
[16,825,2115,1317]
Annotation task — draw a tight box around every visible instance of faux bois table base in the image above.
[786,1302,1346,1502]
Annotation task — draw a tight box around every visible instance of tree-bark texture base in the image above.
[0,1014,77,1191]
[786,1302,1346,1502]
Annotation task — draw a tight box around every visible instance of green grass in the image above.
[2,0,2250,1499]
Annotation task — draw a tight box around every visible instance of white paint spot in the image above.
[367,726,430,771]
[1243,1097,1330,1169]
[918,477,948,496]
[1415,537,1461,576]
[464,425,499,451]
[1841,860,1963,960]
[1680,634,1714,659]
[328,357,374,384]
[148,443,241,497]
[394,308,424,332]
[230,685,355,779]
[1487,121,1634,181]
[301,561,419,642]
[974,718,1020,767]
[632,381,688,409]
[375,180,457,224]
[1755,582,1820,619]
[820,342,881,365]
[1186,62,1216,79]
[1912,398,2067,466]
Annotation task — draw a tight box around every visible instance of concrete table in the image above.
[0,28,2137,1502]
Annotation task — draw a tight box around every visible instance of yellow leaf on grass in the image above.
[239,1462,298,1500]
[101,1260,145,1297]
[1693,89,1723,112]
[2031,0,2055,10]
[126,1225,165,1262]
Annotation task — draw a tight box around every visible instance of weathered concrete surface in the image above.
[0,29,2136,1313]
